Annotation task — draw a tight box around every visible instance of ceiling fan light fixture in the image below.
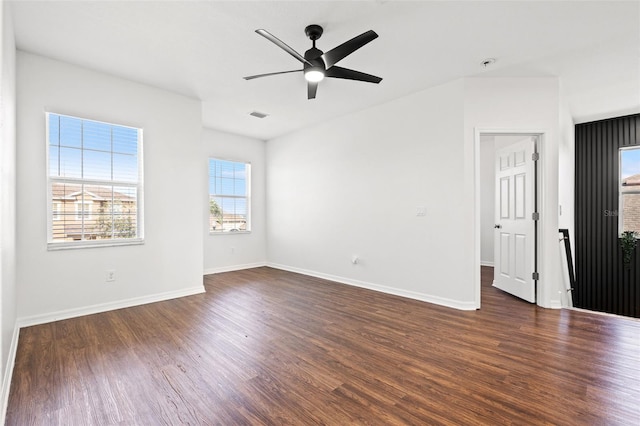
[246,25,382,99]
[304,67,325,82]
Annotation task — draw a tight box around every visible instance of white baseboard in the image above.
[480,261,494,267]
[267,263,477,311]
[203,261,267,276]
[548,300,563,309]
[17,285,206,328]
[0,323,20,426]
[567,307,640,321]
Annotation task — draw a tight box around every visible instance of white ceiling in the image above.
[9,0,640,140]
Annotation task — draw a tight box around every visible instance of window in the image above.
[74,200,93,220]
[47,113,143,247]
[208,158,250,233]
[620,146,640,234]
[52,202,62,221]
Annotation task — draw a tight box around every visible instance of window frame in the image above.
[46,112,145,250]
[208,157,251,235]
[618,145,640,236]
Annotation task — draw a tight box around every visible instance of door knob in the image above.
[494,224,502,229]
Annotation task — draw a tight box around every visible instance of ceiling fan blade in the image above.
[321,30,378,69]
[325,66,382,84]
[308,81,318,99]
[256,29,313,65]
[243,69,302,80]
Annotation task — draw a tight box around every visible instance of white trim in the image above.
[47,238,144,251]
[267,263,477,311]
[480,261,494,267]
[203,261,267,275]
[16,285,205,328]
[548,300,563,309]
[209,230,251,236]
[0,324,20,426]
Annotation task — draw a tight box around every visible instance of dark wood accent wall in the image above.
[575,114,640,318]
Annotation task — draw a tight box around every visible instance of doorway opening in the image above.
[475,131,543,308]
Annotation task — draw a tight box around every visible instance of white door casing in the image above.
[493,137,536,303]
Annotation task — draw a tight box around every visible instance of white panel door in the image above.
[493,138,536,303]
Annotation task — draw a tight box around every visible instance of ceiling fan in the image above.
[244,25,382,100]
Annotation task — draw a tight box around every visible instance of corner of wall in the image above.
[0,323,19,425]
[0,0,18,421]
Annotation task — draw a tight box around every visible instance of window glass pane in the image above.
[58,147,82,178]
[234,177,246,195]
[621,149,640,182]
[113,153,138,182]
[112,127,138,155]
[83,150,112,180]
[49,114,60,147]
[49,145,60,176]
[90,186,137,240]
[83,120,111,152]
[235,198,247,216]
[47,114,142,245]
[621,149,640,193]
[219,160,234,176]
[209,158,250,233]
[59,115,82,148]
[622,194,640,233]
[620,147,640,234]
[220,178,235,195]
[75,199,93,221]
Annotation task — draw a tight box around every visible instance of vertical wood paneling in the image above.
[575,114,640,317]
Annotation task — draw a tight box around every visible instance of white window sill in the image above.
[47,238,144,251]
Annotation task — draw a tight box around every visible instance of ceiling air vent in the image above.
[249,111,269,119]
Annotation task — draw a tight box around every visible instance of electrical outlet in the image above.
[106,270,116,282]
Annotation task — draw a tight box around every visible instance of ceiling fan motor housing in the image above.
[305,24,323,41]
[304,47,325,71]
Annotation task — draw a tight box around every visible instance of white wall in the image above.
[0,0,18,412]
[16,52,204,322]
[558,83,575,306]
[202,128,267,273]
[267,80,476,309]
[465,77,563,308]
[479,135,495,266]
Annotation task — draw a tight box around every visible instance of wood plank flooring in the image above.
[6,266,640,425]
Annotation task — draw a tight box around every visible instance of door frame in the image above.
[474,128,546,309]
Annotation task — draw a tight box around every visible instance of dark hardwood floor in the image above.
[6,266,640,425]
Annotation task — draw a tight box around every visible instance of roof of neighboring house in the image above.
[52,183,136,202]
[623,174,640,186]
